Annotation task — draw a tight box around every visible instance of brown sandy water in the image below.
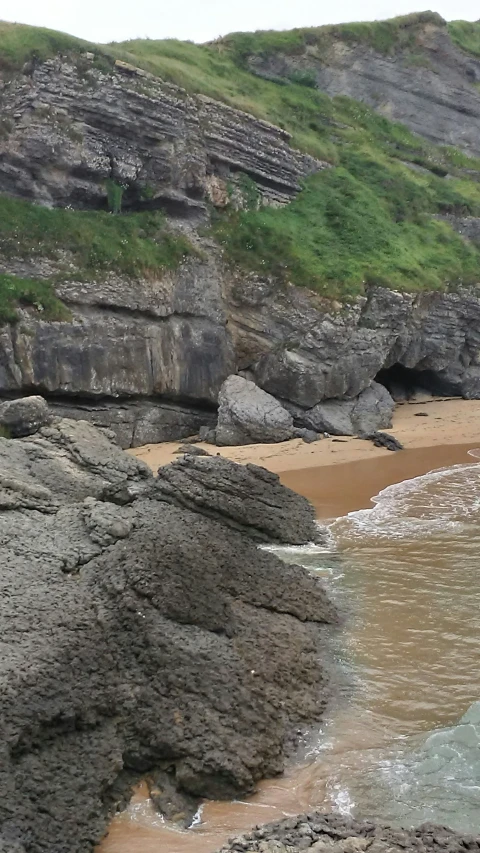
[98,443,480,852]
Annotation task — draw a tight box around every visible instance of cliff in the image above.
[1,17,480,445]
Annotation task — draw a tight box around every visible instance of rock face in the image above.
[0,58,324,212]
[228,282,480,409]
[0,401,335,853]
[154,453,320,544]
[217,812,480,853]
[244,14,480,157]
[216,375,294,446]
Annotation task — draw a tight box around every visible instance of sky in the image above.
[1,0,479,45]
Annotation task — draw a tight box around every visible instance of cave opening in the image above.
[375,363,461,401]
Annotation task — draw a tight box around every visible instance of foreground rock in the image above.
[0,400,335,853]
[216,375,295,446]
[155,454,320,544]
[217,812,480,853]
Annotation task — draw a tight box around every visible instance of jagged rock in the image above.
[154,454,322,545]
[216,375,294,446]
[0,395,52,437]
[363,431,404,451]
[0,404,335,853]
[217,812,479,853]
[298,382,394,437]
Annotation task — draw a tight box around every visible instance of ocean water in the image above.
[98,449,480,852]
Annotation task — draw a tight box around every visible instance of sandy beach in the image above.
[128,398,480,518]
[130,397,480,472]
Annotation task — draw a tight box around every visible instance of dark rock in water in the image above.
[0,399,335,853]
[154,454,320,544]
[216,812,480,853]
[364,431,404,451]
[146,769,200,829]
[216,375,294,446]
[0,395,52,437]
[174,443,211,456]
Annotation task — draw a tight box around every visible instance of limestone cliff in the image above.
[1,19,480,445]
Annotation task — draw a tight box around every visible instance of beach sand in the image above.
[131,397,477,463]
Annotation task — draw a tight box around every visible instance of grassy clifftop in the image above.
[1,15,480,307]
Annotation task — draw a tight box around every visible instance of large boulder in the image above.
[216,375,294,446]
[0,395,52,437]
[300,382,394,436]
[0,399,335,853]
[154,454,320,544]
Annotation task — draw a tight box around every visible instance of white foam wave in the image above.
[330,456,480,542]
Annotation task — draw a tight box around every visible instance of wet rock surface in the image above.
[216,812,480,853]
[0,400,335,853]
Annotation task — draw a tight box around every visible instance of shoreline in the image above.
[130,398,480,484]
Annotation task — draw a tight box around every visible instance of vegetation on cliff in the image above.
[0,196,192,321]
[1,14,480,303]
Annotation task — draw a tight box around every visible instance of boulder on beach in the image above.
[215,375,295,445]
[300,382,394,437]
[0,397,336,853]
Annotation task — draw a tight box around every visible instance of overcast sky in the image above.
[2,0,479,45]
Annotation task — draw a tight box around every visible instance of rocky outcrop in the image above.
[0,57,325,212]
[228,281,480,408]
[216,374,294,445]
[291,382,394,436]
[217,812,480,853]
[154,453,320,544]
[0,401,335,853]
[243,15,480,157]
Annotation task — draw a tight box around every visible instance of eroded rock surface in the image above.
[154,453,321,544]
[0,401,335,853]
[217,812,480,853]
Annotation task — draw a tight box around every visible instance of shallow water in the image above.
[98,444,480,852]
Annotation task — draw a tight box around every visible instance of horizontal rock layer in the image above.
[0,58,324,211]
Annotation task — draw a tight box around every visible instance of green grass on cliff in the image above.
[0,21,93,70]
[2,18,480,301]
[0,273,70,324]
[448,21,480,58]
[0,197,193,321]
[0,197,192,277]
[219,11,446,62]
[213,159,480,297]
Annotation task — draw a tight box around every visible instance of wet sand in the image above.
[129,399,480,481]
